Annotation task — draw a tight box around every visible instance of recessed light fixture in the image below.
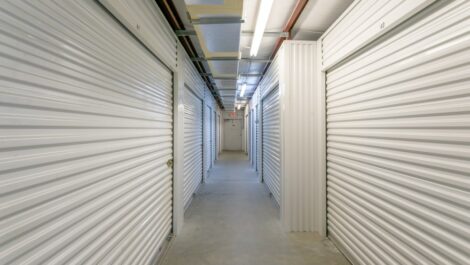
[250,0,274,57]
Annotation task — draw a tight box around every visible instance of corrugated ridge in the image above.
[326,1,470,264]
[0,1,173,264]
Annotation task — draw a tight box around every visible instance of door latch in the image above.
[167,158,174,168]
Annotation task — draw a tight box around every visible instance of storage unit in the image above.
[181,52,206,210]
[99,0,177,69]
[321,1,470,264]
[212,110,217,166]
[320,0,435,70]
[183,86,203,209]
[250,41,320,232]
[0,1,175,264]
[203,88,217,178]
[217,112,222,157]
[262,87,281,204]
[203,105,211,178]
[256,105,261,174]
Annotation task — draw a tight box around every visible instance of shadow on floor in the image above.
[162,152,350,265]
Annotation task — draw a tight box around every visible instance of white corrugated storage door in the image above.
[325,1,470,265]
[0,1,174,265]
[204,105,211,175]
[262,87,281,204]
[183,87,203,209]
[256,105,261,173]
[212,110,216,165]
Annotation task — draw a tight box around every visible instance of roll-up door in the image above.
[204,105,212,175]
[262,87,281,205]
[325,1,470,265]
[183,86,203,209]
[0,1,174,264]
[256,105,261,173]
[212,110,216,165]
[252,110,256,168]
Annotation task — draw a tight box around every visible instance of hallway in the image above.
[163,152,350,265]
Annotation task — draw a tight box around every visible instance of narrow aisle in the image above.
[163,152,349,265]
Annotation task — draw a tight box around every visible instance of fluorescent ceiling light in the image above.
[237,104,241,110]
[240,83,247,97]
[250,0,274,57]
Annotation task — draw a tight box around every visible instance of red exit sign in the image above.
[229,111,237,118]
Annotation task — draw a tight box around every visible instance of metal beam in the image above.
[191,57,239,62]
[177,30,287,42]
[190,57,271,63]
[239,73,263,77]
[212,76,238,81]
[241,58,272,63]
[241,31,289,38]
[200,73,238,80]
[190,17,244,25]
[200,73,213,76]
[174,30,196,36]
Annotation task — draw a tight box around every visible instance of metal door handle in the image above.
[167,159,173,168]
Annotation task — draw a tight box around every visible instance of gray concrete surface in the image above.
[162,151,350,265]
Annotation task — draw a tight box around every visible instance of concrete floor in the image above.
[162,151,350,265]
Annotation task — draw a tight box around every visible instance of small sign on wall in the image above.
[229,111,237,118]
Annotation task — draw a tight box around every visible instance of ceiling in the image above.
[171,0,353,110]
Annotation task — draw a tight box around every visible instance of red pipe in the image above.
[261,0,308,78]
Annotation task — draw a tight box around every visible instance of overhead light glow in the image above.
[240,83,247,97]
[250,0,274,57]
[237,104,241,110]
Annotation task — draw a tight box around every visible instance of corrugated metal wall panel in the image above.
[204,104,212,176]
[184,54,205,98]
[183,86,203,209]
[256,104,261,176]
[182,45,205,209]
[212,110,216,165]
[279,41,319,232]
[0,1,173,264]
[260,55,280,99]
[99,0,177,70]
[326,1,470,264]
[321,0,434,70]
[262,87,281,205]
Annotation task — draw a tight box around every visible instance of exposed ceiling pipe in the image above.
[155,0,224,109]
[258,0,309,84]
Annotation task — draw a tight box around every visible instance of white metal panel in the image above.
[204,104,212,176]
[251,110,255,167]
[0,1,173,264]
[184,53,205,98]
[278,41,319,232]
[217,113,221,157]
[183,86,203,209]
[212,110,216,165]
[262,87,281,205]
[256,104,261,175]
[326,1,470,264]
[320,0,434,70]
[99,0,177,70]
[260,54,280,99]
